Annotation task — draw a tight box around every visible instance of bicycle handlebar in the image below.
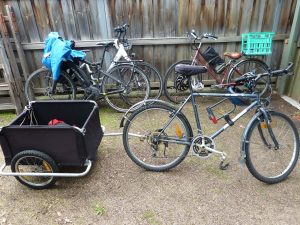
[234,62,294,84]
[188,30,218,41]
[114,23,130,41]
[114,23,129,33]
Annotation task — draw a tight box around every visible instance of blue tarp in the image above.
[42,32,86,81]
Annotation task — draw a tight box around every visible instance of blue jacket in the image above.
[42,32,86,81]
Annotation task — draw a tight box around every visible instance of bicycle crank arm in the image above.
[105,88,126,95]
[195,143,227,159]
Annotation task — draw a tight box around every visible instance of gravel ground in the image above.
[0,94,299,225]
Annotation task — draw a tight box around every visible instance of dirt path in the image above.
[0,95,300,225]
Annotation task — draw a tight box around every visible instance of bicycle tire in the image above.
[25,67,76,102]
[123,104,193,171]
[243,111,299,184]
[11,150,59,189]
[163,60,194,104]
[136,61,163,99]
[226,58,270,97]
[102,64,150,113]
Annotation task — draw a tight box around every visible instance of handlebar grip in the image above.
[206,33,218,39]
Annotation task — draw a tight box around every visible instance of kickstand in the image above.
[219,161,229,170]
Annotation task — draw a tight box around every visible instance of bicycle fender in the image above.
[120,99,181,128]
[240,111,262,165]
[227,58,269,82]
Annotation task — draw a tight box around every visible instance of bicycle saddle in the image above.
[224,52,242,59]
[175,64,207,76]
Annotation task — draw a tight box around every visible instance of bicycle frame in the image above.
[191,40,240,86]
[66,60,137,96]
[159,89,259,145]
[81,39,133,75]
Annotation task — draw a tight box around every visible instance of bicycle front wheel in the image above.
[123,104,193,171]
[227,58,270,97]
[136,61,163,99]
[25,68,76,101]
[103,64,150,113]
[244,111,299,184]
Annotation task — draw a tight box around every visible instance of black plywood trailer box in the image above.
[0,101,103,167]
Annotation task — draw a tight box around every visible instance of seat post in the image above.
[188,77,203,134]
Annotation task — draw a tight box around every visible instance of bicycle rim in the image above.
[123,104,192,171]
[136,61,163,99]
[164,60,194,104]
[244,111,299,184]
[103,65,150,112]
[25,68,76,101]
[227,59,270,97]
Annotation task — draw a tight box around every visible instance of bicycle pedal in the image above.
[219,161,229,170]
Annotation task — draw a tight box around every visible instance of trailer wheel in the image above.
[11,150,59,189]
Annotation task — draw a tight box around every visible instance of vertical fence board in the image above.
[18,0,40,42]
[6,0,28,42]
[74,0,91,40]
[0,0,296,83]
[31,0,51,40]
[61,0,78,40]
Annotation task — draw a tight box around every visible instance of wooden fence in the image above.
[0,0,297,112]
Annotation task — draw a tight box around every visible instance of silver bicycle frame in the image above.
[0,160,92,178]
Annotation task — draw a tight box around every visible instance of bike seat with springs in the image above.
[175,64,207,76]
[223,52,242,59]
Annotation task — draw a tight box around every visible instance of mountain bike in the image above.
[121,62,298,184]
[163,30,270,104]
[79,24,163,99]
[25,58,150,113]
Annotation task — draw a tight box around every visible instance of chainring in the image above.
[191,135,215,159]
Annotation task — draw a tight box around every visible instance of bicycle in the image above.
[121,62,298,184]
[79,23,163,99]
[163,30,270,104]
[25,54,150,113]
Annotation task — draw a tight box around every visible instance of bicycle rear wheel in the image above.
[122,104,193,171]
[164,60,198,104]
[243,111,299,184]
[25,68,76,101]
[102,64,150,113]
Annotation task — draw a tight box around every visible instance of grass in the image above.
[142,210,160,225]
[93,203,107,216]
[0,112,16,127]
[99,106,123,131]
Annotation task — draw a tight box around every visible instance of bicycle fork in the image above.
[240,108,279,164]
[257,108,279,149]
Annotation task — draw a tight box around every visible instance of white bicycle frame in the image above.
[80,39,132,78]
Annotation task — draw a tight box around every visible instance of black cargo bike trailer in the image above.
[0,101,104,189]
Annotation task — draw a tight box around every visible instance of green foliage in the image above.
[0,112,16,126]
[142,210,160,225]
[93,203,106,216]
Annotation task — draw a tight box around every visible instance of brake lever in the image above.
[285,62,293,72]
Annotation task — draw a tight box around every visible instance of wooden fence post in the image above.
[0,13,26,114]
[5,5,30,80]
[277,0,300,95]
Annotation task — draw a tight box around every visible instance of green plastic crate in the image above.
[241,32,274,55]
